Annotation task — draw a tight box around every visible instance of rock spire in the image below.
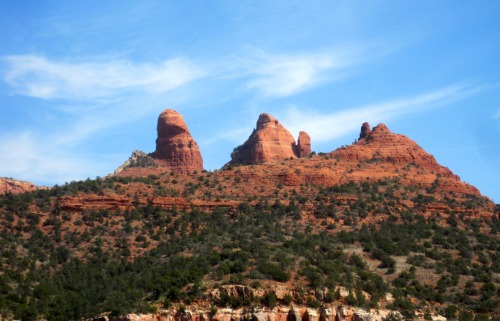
[359,122,372,140]
[150,109,203,173]
[297,131,312,157]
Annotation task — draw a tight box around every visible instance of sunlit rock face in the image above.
[230,113,311,164]
[150,109,203,173]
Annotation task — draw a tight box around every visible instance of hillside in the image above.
[0,110,498,321]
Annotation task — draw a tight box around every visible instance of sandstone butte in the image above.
[230,113,312,165]
[148,109,203,173]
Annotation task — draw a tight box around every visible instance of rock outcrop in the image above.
[0,177,41,195]
[114,150,158,175]
[230,113,311,165]
[89,306,446,321]
[359,122,371,140]
[297,131,312,157]
[150,109,203,173]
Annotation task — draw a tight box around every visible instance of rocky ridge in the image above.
[0,177,41,195]
[92,114,494,219]
[112,110,487,204]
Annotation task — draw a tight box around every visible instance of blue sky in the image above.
[0,1,499,202]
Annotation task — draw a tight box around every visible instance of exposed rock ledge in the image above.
[90,305,445,321]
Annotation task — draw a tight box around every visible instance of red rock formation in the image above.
[103,120,492,222]
[0,177,40,195]
[336,123,449,173]
[297,131,312,157]
[331,122,480,195]
[150,109,203,173]
[231,113,298,164]
[230,113,312,165]
[359,122,371,140]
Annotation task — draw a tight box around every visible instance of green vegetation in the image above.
[0,178,498,321]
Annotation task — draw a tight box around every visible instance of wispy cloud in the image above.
[245,53,334,97]
[281,84,481,142]
[231,42,395,98]
[2,55,203,99]
[233,49,353,98]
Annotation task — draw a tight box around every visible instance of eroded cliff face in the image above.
[90,304,440,321]
[150,109,203,173]
[0,177,41,195]
[230,114,312,165]
[82,271,443,321]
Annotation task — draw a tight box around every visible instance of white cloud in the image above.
[2,55,203,99]
[281,84,480,142]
